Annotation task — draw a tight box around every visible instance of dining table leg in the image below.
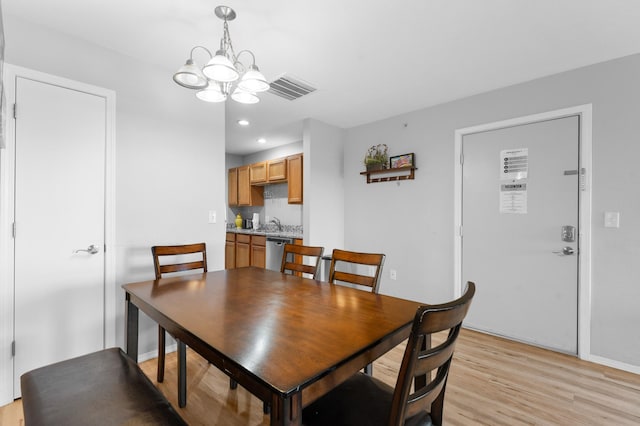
[177,340,187,408]
[125,294,139,362]
[270,392,301,425]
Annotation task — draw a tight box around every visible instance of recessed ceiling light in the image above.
[257,138,266,144]
[237,119,250,126]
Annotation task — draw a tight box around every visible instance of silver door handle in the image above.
[552,246,575,256]
[74,244,99,254]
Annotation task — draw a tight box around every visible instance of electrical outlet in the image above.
[390,269,397,280]
[208,210,217,224]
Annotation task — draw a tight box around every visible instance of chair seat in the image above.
[302,373,433,426]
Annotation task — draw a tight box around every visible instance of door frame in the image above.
[0,64,116,404]
[453,104,592,360]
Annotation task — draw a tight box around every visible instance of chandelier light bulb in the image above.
[196,83,227,102]
[231,87,259,104]
[238,65,270,93]
[173,59,208,89]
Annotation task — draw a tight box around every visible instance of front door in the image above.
[461,116,580,354]
[13,76,107,395]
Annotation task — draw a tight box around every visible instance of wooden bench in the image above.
[21,347,186,425]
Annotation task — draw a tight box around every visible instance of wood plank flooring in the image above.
[2,329,640,425]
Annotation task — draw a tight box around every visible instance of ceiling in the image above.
[4,0,640,155]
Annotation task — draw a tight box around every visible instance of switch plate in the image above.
[390,269,397,280]
[208,210,217,224]
[604,211,620,228]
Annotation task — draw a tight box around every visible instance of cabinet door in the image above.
[225,241,236,269]
[287,154,303,204]
[236,242,250,268]
[237,166,251,205]
[267,158,287,182]
[228,168,238,206]
[250,161,267,184]
[251,244,266,268]
[238,165,264,206]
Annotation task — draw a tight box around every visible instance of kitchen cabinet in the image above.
[237,165,264,206]
[251,235,266,268]
[225,233,236,269]
[250,161,267,184]
[250,158,287,184]
[267,158,287,182]
[228,168,238,206]
[287,154,303,204]
[226,233,266,269]
[235,233,251,268]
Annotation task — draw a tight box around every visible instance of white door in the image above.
[13,77,106,395]
[461,116,579,354]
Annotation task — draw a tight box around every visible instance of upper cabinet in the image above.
[228,153,303,206]
[231,165,264,206]
[250,158,287,185]
[267,158,287,183]
[287,154,303,204]
[228,168,238,206]
[250,161,267,184]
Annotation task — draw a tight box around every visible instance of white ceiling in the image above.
[4,0,640,155]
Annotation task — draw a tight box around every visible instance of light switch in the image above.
[208,210,217,224]
[390,269,397,280]
[604,211,619,228]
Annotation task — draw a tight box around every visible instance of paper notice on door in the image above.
[501,148,528,180]
[500,183,527,214]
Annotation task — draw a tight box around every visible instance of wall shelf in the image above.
[360,167,417,183]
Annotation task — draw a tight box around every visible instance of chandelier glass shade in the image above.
[173,6,270,104]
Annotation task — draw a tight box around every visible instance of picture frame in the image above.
[390,153,415,169]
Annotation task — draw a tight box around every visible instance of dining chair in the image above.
[280,243,325,279]
[328,248,386,374]
[151,243,207,384]
[302,282,476,426]
[328,248,386,293]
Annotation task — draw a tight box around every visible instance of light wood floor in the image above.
[2,329,640,425]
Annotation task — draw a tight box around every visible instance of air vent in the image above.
[268,74,316,100]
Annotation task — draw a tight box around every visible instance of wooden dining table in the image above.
[123,267,422,426]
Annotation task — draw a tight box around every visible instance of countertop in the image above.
[226,227,303,240]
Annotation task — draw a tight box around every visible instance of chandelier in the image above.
[173,6,270,104]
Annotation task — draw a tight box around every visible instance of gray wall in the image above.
[344,53,640,368]
[4,15,227,355]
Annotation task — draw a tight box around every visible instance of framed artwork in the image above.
[390,153,415,169]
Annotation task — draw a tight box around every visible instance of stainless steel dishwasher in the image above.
[265,236,293,271]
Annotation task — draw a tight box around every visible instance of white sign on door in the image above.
[500,183,527,214]
[501,148,528,180]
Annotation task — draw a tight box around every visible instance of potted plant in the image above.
[363,144,389,171]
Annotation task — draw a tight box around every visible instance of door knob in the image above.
[73,244,99,255]
[552,246,575,256]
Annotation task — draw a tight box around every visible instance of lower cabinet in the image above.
[250,235,266,268]
[225,233,236,269]
[225,232,266,269]
[235,234,251,268]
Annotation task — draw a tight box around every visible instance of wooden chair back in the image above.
[280,243,324,280]
[389,282,475,425]
[151,243,208,279]
[328,249,386,293]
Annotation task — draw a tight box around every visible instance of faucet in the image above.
[270,217,282,231]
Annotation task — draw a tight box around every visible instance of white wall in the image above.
[304,119,345,253]
[3,16,226,358]
[344,53,640,369]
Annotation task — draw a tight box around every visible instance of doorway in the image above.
[0,65,116,401]
[454,105,592,358]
